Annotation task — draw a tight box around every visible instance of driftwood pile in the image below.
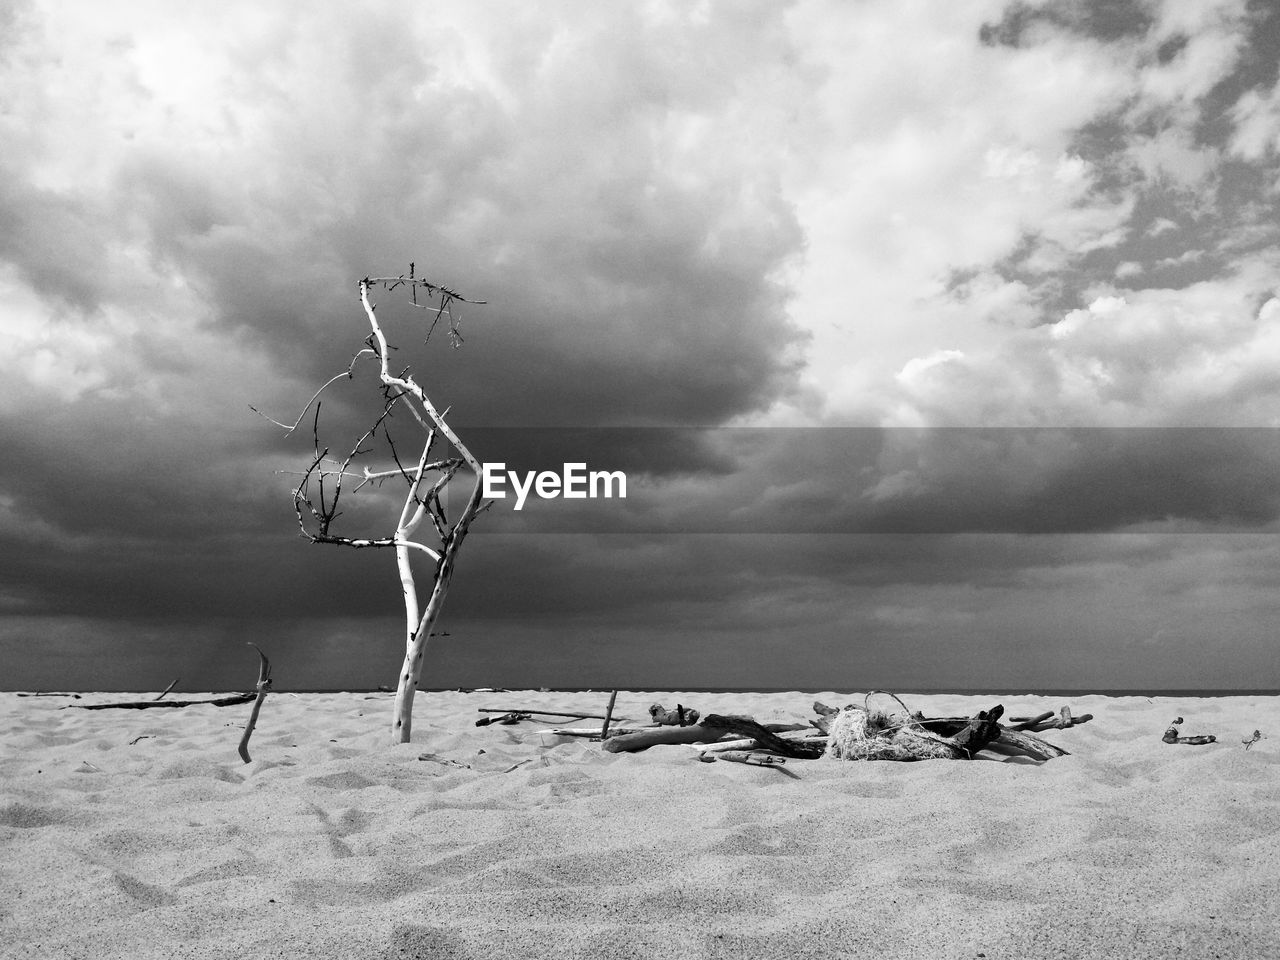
[474,691,1092,777]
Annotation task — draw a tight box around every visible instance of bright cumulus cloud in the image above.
[775,0,1280,430]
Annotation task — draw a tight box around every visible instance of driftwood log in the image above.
[602,716,816,756]
[946,705,1005,758]
[915,714,1068,760]
[1008,705,1093,732]
[650,703,700,726]
[810,701,843,734]
[981,728,1068,760]
[700,716,825,758]
[690,733,828,754]
[550,726,649,738]
[1162,717,1215,745]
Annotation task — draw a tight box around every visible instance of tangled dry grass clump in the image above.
[825,693,958,761]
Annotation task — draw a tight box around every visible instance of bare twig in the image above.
[237,644,272,763]
[711,751,802,779]
[249,350,377,435]
[477,708,629,721]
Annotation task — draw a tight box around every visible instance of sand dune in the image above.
[1,690,1277,959]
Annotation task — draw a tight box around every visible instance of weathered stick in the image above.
[1005,707,1093,732]
[154,679,180,701]
[237,644,272,764]
[475,712,530,726]
[946,705,1005,758]
[600,691,618,739]
[477,708,628,721]
[1008,710,1054,730]
[550,726,648,738]
[18,692,82,698]
[713,751,802,779]
[73,693,256,710]
[917,716,1068,759]
[699,716,826,758]
[690,733,829,754]
[602,722,733,752]
[990,728,1069,760]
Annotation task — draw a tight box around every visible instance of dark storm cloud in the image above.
[96,4,809,429]
[0,2,809,651]
[449,428,1280,535]
[979,0,1156,48]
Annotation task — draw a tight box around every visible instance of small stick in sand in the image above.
[475,712,532,726]
[237,644,272,764]
[477,708,626,721]
[712,751,802,780]
[154,679,180,701]
[600,691,618,739]
[17,692,82,698]
[418,753,471,769]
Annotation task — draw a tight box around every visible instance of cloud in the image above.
[1231,77,1280,160]
[1,1,810,432]
[887,270,1280,427]
[4,1,1280,692]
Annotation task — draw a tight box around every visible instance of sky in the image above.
[3,0,1280,693]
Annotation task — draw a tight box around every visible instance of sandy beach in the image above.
[1,689,1277,959]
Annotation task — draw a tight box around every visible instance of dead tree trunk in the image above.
[264,266,488,744]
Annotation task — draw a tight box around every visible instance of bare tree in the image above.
[257,266,487,743]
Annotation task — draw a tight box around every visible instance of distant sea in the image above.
[18,687,1275,697]
[407,687,1280,698]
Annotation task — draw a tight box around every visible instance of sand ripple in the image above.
[1,690,1277,958]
